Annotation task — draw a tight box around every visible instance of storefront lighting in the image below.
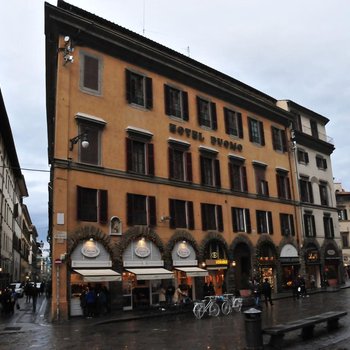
[231,260,236,267]
[89,237,94,241]
[201,262,206,268]
[182,240,186,244]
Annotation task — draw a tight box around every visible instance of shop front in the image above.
[69,238,121,317]
[172,240,208,300]
[323,243,341,286]
[279,243,300,290]
[122,237,173,310]
[256,240,277,291]
[202,239,229,295]
[303,243,321,289]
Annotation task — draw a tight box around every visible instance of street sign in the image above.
[55,259,62,265]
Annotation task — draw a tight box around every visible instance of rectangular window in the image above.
[79,123,101,165]
[323,215,334,239]
[299,177,314,203]
[310,119,319,139]
[168,147,192,182]
[248,117,265,145]
[127,193,156,226]
[276,170,291,199]
[77,186,108,224]
[254,164,269,196]
[229,158,248,192]
[271,126,287,152]
[224,108,243,138]
[169,199,194,230]
[341,232,349,248]
[200,154,221,188]
[297,149,309,164]
[256,210,273,234]
[338,209,348,221]
[164,85,189,120]
[316,155,327,170]
[201,203,223,231]
[197,97,217,130]
[126,138,154,176]
[126,70,153,109]
[80,53,101,94]
[280,213,295,236]
[319,182,329,206]
[232,207,251,233]
[304,212,316,237]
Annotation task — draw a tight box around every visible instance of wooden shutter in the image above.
[248,118,253,142]
[169,199,176,229]
[127,193,134,225]
[186,152,193,182]
[290,215,295,236]
[187,201,194,230]
[245,209,251,233]
[281,130,287,152]
[229,163,234,190]
[211,102,217,130]
[268,212,273,234]
[182,91,189,121]
[232,208,238,232]
[147,143,154,176]
[196,97,202,125]
[125,70,132,103]
[126,138,132,171]
[168,148,174,179]
[237,113,243,138]
[215,159,221,188]
[99,190,108,224]
[84,55,99,91]
[271,127,278,150]
[217,205,223,232]
[242,167,248,192]
[77,186,83,220]
[148,196,156,226]
[164,85,171,115]
[224,108,230,134]
[200,155,205,185]
[260,121,265,145]
[145,77,153,109]
[201,204,207,231]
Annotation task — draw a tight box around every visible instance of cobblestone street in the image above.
[0,287,350,349]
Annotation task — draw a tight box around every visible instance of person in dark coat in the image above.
[262,278,273,306]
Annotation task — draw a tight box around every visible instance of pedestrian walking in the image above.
[262,278,273,306]
[251,278,261,307]
[165,284,175,305]
[32,284,38,313]
[85,287,96,318]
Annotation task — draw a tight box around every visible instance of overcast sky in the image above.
[1,0,350,244]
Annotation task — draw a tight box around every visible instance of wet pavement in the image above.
[0,286,350,349]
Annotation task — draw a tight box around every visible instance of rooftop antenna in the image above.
[187,46,191,57]
[142,0,146,35]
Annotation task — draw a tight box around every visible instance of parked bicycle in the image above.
[221,293,243,315]
[193,296,220,319]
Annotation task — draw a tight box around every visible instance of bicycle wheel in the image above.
[193,303,205,319]
[232,298,242,312]
[209,302,220,317]
[221,300,232,315]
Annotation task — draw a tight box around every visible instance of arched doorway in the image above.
[233,242,252,290]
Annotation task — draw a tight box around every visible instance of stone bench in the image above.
[262,310,347,349]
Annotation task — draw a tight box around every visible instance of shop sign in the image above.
[206,259,228,266]
[327,249,336,256]
[81,241,100,258]
[306,250,319,263]
[280,257,300,265]
[177,245,190,258]
[135,245,151,258]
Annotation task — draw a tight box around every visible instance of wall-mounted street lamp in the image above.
[58,36,74,65]
[69,131,89,151]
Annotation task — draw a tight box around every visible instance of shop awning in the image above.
[175,267,208,277]
[126,268,174,280]
[74,269,121,282]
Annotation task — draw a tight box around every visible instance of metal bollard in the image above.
[243,307,263,350]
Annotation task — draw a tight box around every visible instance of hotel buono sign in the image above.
[169,123,243,152]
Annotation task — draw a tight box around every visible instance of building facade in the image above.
[45,1,339,320]
[278,100,342,288]
[0,89,29,288]
[335,182,350,278]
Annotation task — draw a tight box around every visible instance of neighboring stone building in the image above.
[0,88,29,288]
[278,100,341,288]
[335,182,350,278]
